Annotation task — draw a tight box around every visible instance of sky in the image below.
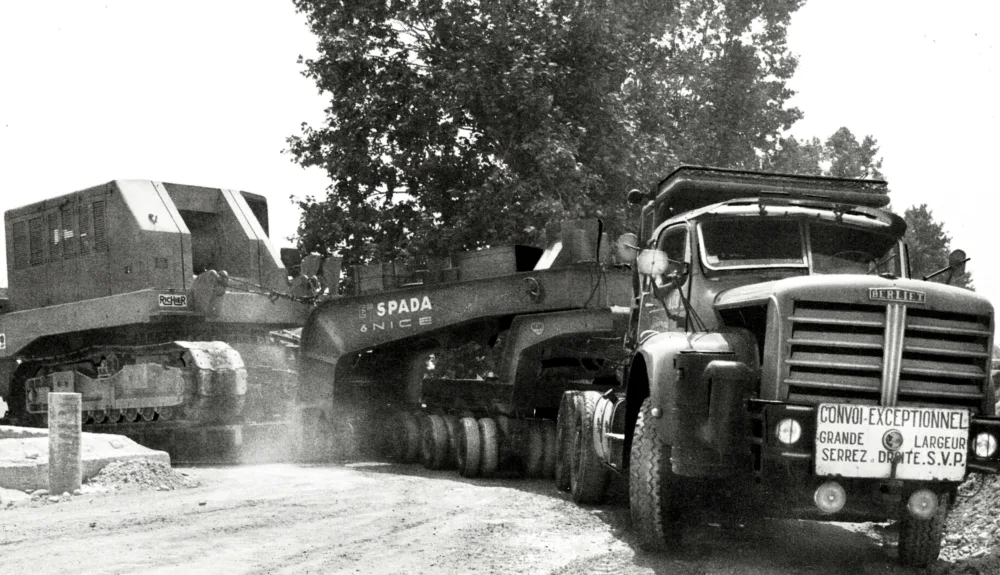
[0,1,997,303]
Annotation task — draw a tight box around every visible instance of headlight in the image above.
[776,418,802,445]
[973,432,998,458]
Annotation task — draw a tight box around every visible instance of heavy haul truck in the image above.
[297,167,999,566]
[557,166,1000,566]
[0,180,313,460]
[295,220,633,478]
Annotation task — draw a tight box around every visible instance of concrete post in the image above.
[48,392,82,494]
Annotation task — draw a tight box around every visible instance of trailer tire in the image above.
[629,397,680,550]
[555,392,581,491]
[570,391,609,504]
[479,418,500,478]
[442,415,460,468]
[898,492,949,567]
[524,420,546,478]
[457,417,482,477]
[541,420,557,479]
[393,411,421,463]
[421,414,450,469]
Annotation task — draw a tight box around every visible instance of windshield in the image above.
[698,218,902,275]
[700,219,806,269]
[810,222,902,276]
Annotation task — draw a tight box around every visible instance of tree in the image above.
[288,0,805,268]
[904,204,972,289]
[760,127,883,179]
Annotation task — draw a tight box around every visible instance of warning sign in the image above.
[815,403,969,481]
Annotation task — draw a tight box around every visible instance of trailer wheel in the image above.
[479,418,500,477]
[629,396,680,549]
[898,492,949,567]
[555,392,581,491]
[495,415,512,460]
[570,391,609,504]
[442,415,460,468]
[393,411,421,463]
[541,420,557,479]
[524,420,546,478]
[456,417,482,477]
[421,414,450,469]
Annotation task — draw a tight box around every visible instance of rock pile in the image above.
[86,458,199,492]
[929,474,1000,574]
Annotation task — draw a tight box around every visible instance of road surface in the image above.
[1,462,922,575]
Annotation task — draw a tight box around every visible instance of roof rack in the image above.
[636,166,889,218]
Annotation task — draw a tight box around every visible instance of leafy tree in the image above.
[288,0,805,268]
[760,131,971,287]
[760,127,883,179]
[904,204,972,289]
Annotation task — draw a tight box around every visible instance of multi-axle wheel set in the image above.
[375,388,616,503]
[387,410,560,480]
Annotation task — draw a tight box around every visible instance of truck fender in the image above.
[625,329,759,458]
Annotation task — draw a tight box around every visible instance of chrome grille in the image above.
[898,308,990,407]
[782,299,990,410]
[785,300,885,404]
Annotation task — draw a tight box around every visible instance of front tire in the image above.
[898,492,949,567]
[629,397,680,549]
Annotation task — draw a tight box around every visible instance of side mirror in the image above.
[923,249,970,284]
[948,249,968,277]
[616,233,640,264]
[636,249,669,277]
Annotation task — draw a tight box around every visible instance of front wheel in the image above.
[897,492,949,567]
[629,397,680,550]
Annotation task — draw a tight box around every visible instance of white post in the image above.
[48,392,82,494]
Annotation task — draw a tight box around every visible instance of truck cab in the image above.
[571,166,1000,566]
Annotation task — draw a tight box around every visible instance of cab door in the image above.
[635,223,691,340]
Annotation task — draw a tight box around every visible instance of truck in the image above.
[558,166,999,566]
[0,180,313,460]
[295,220,633,477]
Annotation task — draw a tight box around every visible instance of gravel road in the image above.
[0,462,956,575]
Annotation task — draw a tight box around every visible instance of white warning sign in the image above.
[815,404,969,481]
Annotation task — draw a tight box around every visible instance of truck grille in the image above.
[783,300,990,410]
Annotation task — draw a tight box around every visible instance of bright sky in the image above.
[1,1,997,304]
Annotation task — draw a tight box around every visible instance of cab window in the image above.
[653,226,689,287]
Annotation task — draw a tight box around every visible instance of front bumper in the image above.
[734,399,1000,521]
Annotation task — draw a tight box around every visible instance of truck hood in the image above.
[714,274,993,316]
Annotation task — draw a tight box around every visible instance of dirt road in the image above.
[1,462,924,575]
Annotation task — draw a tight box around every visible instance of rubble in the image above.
[927,474,1000,574]
[86,458,199,492]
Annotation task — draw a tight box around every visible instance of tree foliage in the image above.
[289,0,805,267]
[759,129,972,288]
[904,204,972,289]
[760,127,883,179]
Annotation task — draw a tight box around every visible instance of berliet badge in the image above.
[868,287,926,304]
